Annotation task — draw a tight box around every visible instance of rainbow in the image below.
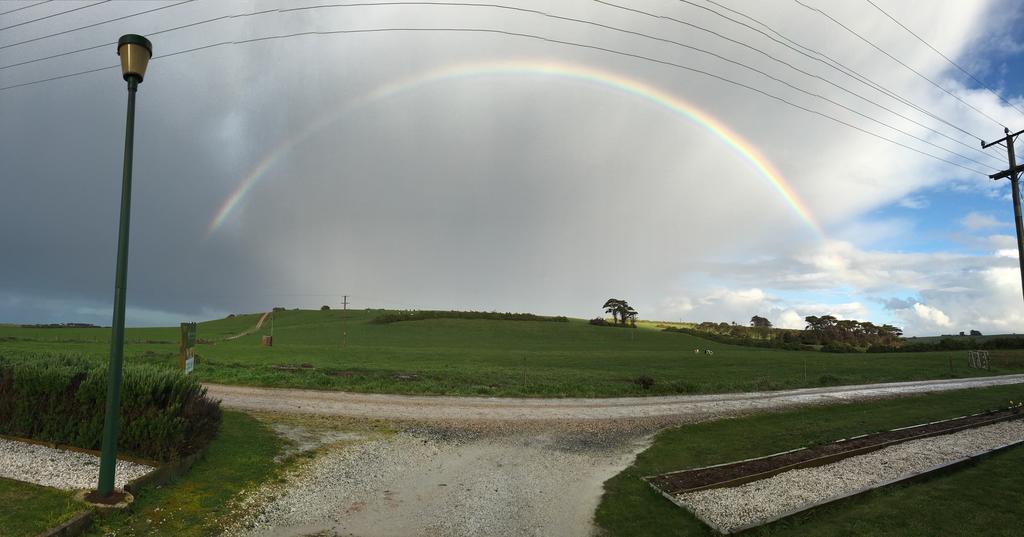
[207,60,822,237]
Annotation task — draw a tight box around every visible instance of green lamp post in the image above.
[96,34,152,498]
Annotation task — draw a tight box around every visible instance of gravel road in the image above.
[206,374,1024,423]
[210,375,1024,537]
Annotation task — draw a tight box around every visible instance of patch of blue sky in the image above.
[856,182,1015,254]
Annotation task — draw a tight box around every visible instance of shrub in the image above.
[0,354,221,461]
[633,375,655,390]
[589,317,608,326]
[320,305,331,311]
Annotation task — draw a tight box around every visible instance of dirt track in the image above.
[206,374,1024,424]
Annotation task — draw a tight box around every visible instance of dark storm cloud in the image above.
[1,0,1018,327]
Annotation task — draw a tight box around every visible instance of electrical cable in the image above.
[864,0,1024,119]
[695,0,994,149]
[595,0,1002,166]
[288,2,996,168]
[1,0,997,169]
[0,0,192,52]
[793,0,1008,129]
[0,0,109,33]
[0,25,990,175]
[0,1,52,17]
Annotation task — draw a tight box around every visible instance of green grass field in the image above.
[0,479,82,537]
[3,309,1024,397]
[596,384,1024,536]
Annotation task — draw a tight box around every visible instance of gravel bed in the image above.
[222,426,651,537]
[0,438,154,491]
[677,419,1024,533]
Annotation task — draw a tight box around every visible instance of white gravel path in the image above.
[677,419,1024,533]
[221,428,651,537]
[205,374,1024,422]
[0,438,154,491]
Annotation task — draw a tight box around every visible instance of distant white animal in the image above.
[693,349,700,354]
[705,349,714,356]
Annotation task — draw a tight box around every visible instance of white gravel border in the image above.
[676,419,1024,533]
[0,438,154,491]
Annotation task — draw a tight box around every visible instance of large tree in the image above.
[601,298,637,326]
[602,298,624,324]
[750,315,772,328]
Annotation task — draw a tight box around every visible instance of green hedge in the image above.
[0,354,221,462]
[371,310,569,324]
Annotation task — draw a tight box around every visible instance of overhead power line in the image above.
[0,1,52,17]
[698,0,1008,164]
[691,0,995,150]
[0,0,109,33]
[291,2,996,168]
[792,0,1008,129]
[595,0,1002,166]
[1,1,998,169]
[0,24,991,176]
[0,0,192,52]
[864,0,1024,119]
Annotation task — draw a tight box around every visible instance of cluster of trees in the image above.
[679,314,906,352]
[601,299,638,327]
[801,315,903,347]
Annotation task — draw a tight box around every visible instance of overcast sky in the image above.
[3,0,1024,335]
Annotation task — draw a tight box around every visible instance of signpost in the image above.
[179,322,196,374]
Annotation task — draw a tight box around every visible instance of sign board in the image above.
[179,322,197,374]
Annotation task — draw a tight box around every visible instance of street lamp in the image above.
[96,34,152,499]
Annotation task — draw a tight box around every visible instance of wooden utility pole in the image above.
[983,127,1024,303]
[341,295,348,348]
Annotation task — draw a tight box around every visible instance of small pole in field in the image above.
[803,357,808,384]
[523,356,527,390]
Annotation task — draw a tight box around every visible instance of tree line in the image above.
[676,314,905,352]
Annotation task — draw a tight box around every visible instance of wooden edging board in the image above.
[34,511,93,537]
[643,432,1024,534]
[644,411,1019,495]
[728,436,1024,534]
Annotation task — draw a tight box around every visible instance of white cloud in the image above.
[898,196,929,209]
[911,303,953,328]
[961,212,1005,230]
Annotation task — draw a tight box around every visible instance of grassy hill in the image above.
[2,309,1023,397]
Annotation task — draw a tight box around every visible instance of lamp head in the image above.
[117,34,152,82]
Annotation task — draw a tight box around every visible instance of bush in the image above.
[589,317,608,326]
[320,305,330,311]
[0,354,221,461]
[633,375,655,390]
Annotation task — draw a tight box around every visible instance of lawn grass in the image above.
[3,309,1024,397]
[85,411,281,536]
[595,384,1024,536]
[0,479,82,537]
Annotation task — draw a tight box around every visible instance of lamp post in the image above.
[96,34,152,498]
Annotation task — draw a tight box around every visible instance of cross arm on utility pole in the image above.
[990,164,1024,180]
[982,128,1024,149]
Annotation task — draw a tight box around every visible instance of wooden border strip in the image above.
[647,412,1021,495]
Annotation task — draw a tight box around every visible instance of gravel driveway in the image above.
[210,374,1024,536]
